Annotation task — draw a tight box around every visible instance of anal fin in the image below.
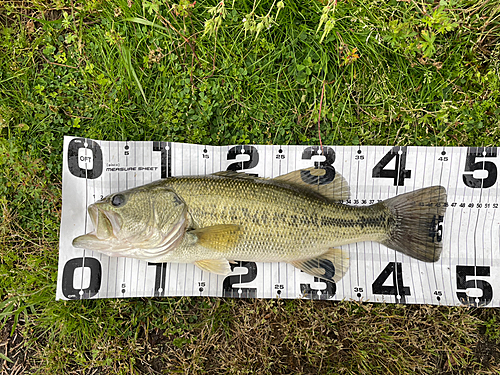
[290,248,349,283]
[195,259,231,275]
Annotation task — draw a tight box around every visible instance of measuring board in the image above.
[57,136,500,307]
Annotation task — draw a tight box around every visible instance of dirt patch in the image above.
[474,336,500,370]
[0,318,35,375]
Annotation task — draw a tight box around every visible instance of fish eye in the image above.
[111,194,126,207]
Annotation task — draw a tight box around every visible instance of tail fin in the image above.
[381,186,447,262]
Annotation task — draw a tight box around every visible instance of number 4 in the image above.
[372,147,411,186]
[372,262,411,303]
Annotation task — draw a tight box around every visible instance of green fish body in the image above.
[73,168,447,283]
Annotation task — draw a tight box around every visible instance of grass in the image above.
[1,0,500,373]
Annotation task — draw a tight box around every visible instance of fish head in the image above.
[72,184,188,259]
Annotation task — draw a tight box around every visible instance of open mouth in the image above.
[88,204,119,240]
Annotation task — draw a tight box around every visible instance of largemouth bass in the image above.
[72,168,447,283]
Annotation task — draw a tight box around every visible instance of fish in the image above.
[72,167,447,284]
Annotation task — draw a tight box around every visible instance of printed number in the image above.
[429,215,444,243]
[61,257,102,299]
[226,145,259,172]
[67,138,103,179]
[463,147,497,189]
[275,284,285,295]
[372,146,411,186]
[456,265,493,306]
[438,157,448,161]
[300,146,336,185]
[372,262,411,304]
[148,263,168,296]
[434,290,443,302]
[300,277,336,300]
[198,281,205,292]
[153,141,171,179]
[355,155,364,160]
[354,286,364,298]
[222,261,258,298]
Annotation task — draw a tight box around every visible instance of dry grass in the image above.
[2,298,498,374]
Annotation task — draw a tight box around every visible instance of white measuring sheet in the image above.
[57,136,500,306]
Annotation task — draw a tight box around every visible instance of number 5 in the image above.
[463,147,497,189]
[456,265,493,306]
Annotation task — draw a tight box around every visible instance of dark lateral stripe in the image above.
[320,214,390,229]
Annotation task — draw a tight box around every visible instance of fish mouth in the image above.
[72,204,123,252]
[88,203,122,240]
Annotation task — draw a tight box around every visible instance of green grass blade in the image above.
[0,352,13,364]
[120,45,148,105]
[123,17,169,33]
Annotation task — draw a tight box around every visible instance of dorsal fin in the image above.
[211,171,263,180]
[272,167,350,201]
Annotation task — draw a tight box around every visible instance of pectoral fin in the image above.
[290,248,349,283]
[195,259,231,275]
[189,224,241,252]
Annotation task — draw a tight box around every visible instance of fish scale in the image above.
[167,176,388,262]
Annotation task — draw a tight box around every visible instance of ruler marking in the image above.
[354,147,360,297]
[437,146,446,305]
[426,146,436,303]
[406,147,418,305]
[449,148,459,305]
[59,141,500,305]
[489,175,496,269]
[362,146,368,302]
[341,146,347,300]
[393,146,403,304]
[447,147,455,305]
[458,148,468,304]
[105,141,111,298]
[79,138,90,299]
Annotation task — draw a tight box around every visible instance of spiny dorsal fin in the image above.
[189,224,241,252]
[195,259,232,275]
[290,247,350,283]
[211,171,262,180]
[272,167,351,201]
